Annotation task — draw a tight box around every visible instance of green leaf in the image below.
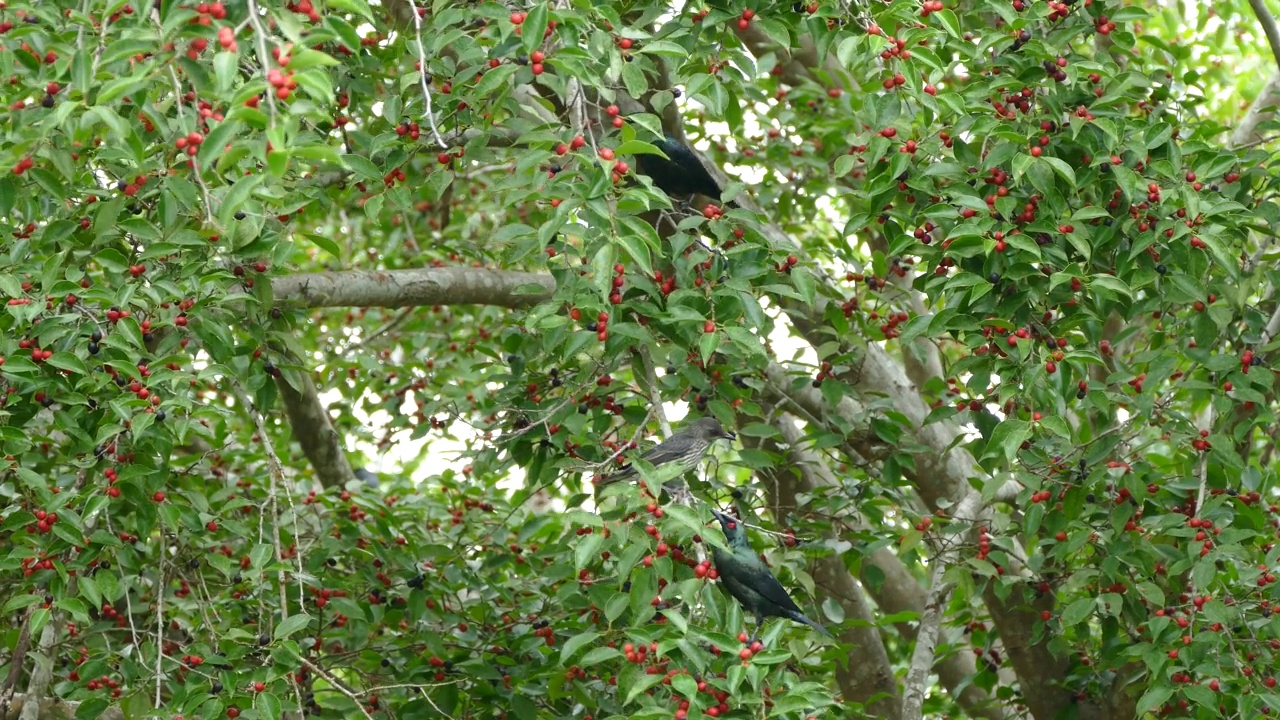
[559,631,601,663]
[343,154,382,182]
[672,673,697,699]
[75,698,111,720]
[521,4,548,54]
[1,593,41,613]
[258,693,282,720]
[96,75,148,105]
[274,613,313,641]
[932,9,961,38]
[699,329,720,366]
[579,646,622,666]
[1090,274,1133,300]
[285,48,340,71]
[46,352,89,376]
[1136,687,1173,717]
[987,419,1031,464]
[624,671,666,704]
[1062,598,1094,626]
[1040,156,1077,188]
[80,575,102,610]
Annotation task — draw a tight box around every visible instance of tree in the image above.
[2,0,1280,719]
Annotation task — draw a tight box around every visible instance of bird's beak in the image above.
[722,429,736,441]
[710,508,735,529]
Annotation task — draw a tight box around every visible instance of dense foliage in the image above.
[2,0,1280,719]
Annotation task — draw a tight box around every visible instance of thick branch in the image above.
[1231,72,1280,147]
[861,545,1010,720]
[735,23,860,92]
[763,413,1009,720]
[271,268,555,310]
[901,563,951,720]
[275,370,357,489]
[750,416,900,719]
[1,695,122,720]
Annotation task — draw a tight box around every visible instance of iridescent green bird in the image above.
[710,509,833,643]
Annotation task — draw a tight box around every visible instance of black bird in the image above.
[710,508,833,643]
[353,467,380,488]
[596,417,735,494]
[636,134,735,207]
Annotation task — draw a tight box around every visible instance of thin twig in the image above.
[235,385,307,610]
[405,0,448,149]
[244,0,280,123]
[155,536,166,708]
[634,347,673,439]
[1194,405,1213,532]
[298,658,380,720]
[152,14,216,227]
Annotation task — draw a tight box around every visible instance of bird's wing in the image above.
[748,559,806,615]
[639,441,684,465]
[668,146,723,198]
[714,551,762,611]
[602,464,635,482]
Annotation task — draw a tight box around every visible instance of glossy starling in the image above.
[637,134,735,207]
[353,467,380,488]
[596,417,736,494]
[710,508,833,643]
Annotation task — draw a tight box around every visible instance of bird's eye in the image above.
[727,522,736,529]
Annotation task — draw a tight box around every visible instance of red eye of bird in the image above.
[728,522,736,529]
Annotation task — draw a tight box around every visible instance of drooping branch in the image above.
[271,268,556,310]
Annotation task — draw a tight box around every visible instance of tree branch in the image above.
[1231,72,1280,147]
[901,562,951,720]
[275,369,358,490]
[750,414,900,719]
[1,695,122,720]
[271,268,555,310]
[1251,0,1280,77]
[762,412,1010,720]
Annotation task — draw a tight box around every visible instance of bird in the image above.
[709,508,834,643]
[636,134,736,208]
[353,467,380,489]
[595,417,736,495]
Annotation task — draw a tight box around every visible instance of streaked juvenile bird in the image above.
[710,508,833,643]
[637,134,736,207]
[595,417,735,494]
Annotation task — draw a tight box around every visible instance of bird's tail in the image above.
[789,610,834,638]
[595,466,634,489]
